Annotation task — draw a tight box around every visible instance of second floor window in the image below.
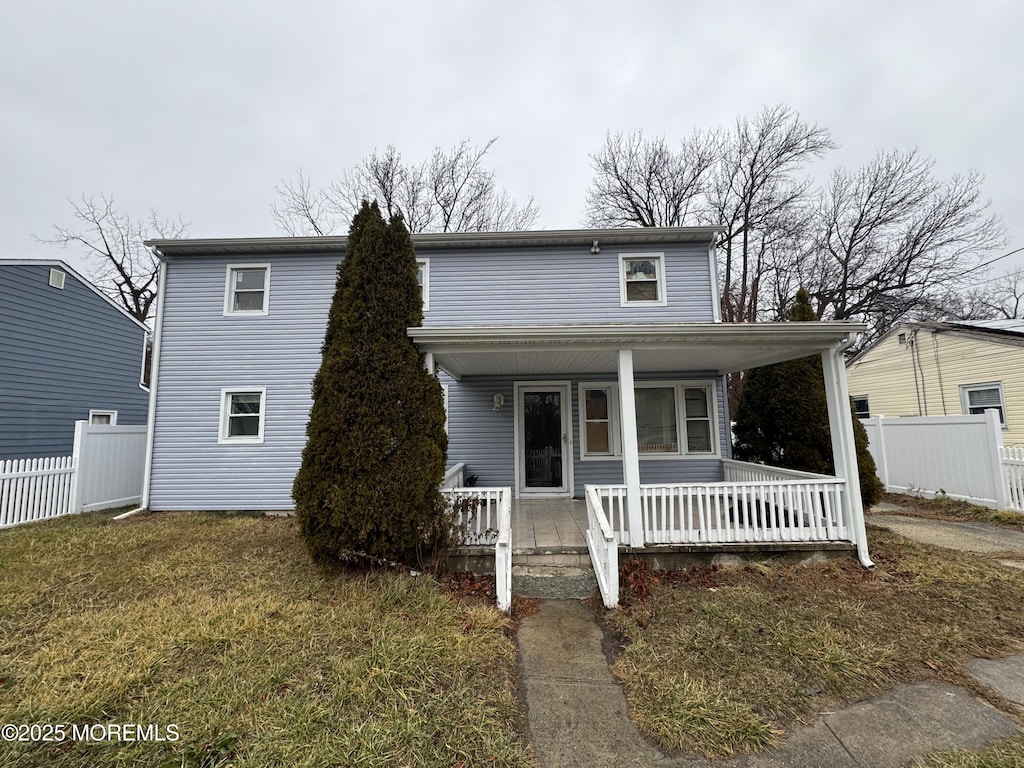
[225,265,270,315]
[417,258,430,310]
[620,253,666,306]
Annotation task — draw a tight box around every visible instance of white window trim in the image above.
[959,381,1007,428]
[88,409,118,426]
[218,388,267,444]
[577,380,719,460]
[577,383,621,460]
[619,252,668,307]
[417,257,430,311]
[223,264,271,317]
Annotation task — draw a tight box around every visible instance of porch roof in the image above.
[410,322,868,379]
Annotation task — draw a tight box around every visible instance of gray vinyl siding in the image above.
[424,243,716,325]
[445,373,730,496]
[0,263,148,460]
[149,242,718,509]
[149,254,337,510]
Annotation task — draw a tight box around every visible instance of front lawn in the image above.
[0,511,532,767]
[604,527,1024,759]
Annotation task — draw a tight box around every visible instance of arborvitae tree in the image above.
[293,201,448,567]
[733,287,883,506]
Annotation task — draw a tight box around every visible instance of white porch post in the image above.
[618,348,644,546]
[821,343,873,567]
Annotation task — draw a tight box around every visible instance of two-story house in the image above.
[141,228,872,577]
[0,260,150,460]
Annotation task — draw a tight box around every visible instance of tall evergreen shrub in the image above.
[733,288,883,507]
[293,201,448,566]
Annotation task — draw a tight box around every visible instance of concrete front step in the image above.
[512,564,598,599]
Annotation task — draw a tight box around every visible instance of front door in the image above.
[516,383,572,496]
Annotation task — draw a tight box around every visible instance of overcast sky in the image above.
[2,0,1021,279]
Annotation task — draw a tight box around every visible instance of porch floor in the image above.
[511,498,588,551]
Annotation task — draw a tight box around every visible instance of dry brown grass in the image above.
[604,527,1024,758]
[0,510,533,767]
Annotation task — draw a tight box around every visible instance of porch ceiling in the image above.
[410,322,868,379]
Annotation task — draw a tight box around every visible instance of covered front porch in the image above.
[423,322,873,610]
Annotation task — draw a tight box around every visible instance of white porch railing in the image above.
[494,490,512,614]
[587,462,850,548]
[441,462,466,489]
[585,485,620,609]
[440,486,512,613]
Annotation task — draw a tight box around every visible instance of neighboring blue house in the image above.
[142,228,872,567]
[0,260,150,460]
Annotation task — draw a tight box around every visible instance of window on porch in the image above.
[579,382,716,459]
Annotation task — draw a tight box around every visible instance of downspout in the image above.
[931,330,948,415]
[140,251,168,510]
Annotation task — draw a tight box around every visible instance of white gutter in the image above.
[140,252,168,510]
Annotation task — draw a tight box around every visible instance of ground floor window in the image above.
[219,388,267,443]
[579,381,717,459]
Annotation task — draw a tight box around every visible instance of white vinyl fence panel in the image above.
[75,423,147,512]
[0,421,146,528]
[861,411,1011,510]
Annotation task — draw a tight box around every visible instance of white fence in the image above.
[0,422,147,527]
[860,411,1019,511]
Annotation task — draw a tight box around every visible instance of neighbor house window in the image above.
[219,389,267,443]
[960,383,1006,427]
[852,396,870,419]
[579,382,716,458]
[619,253,667,306]
[88,410,117,425]
[224,265,270,315]
[417,258,430,310]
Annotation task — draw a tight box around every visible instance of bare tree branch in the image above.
[272,139,538,235]
[804,148,1005,342]
[35,194,187,324]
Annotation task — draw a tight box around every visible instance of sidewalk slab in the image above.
[819,682,1018,768]
[518,600,676,767]
[968,653,1024,705]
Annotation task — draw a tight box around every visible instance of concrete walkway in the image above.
[518,586,1024,767]
[869,512,1024,564]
